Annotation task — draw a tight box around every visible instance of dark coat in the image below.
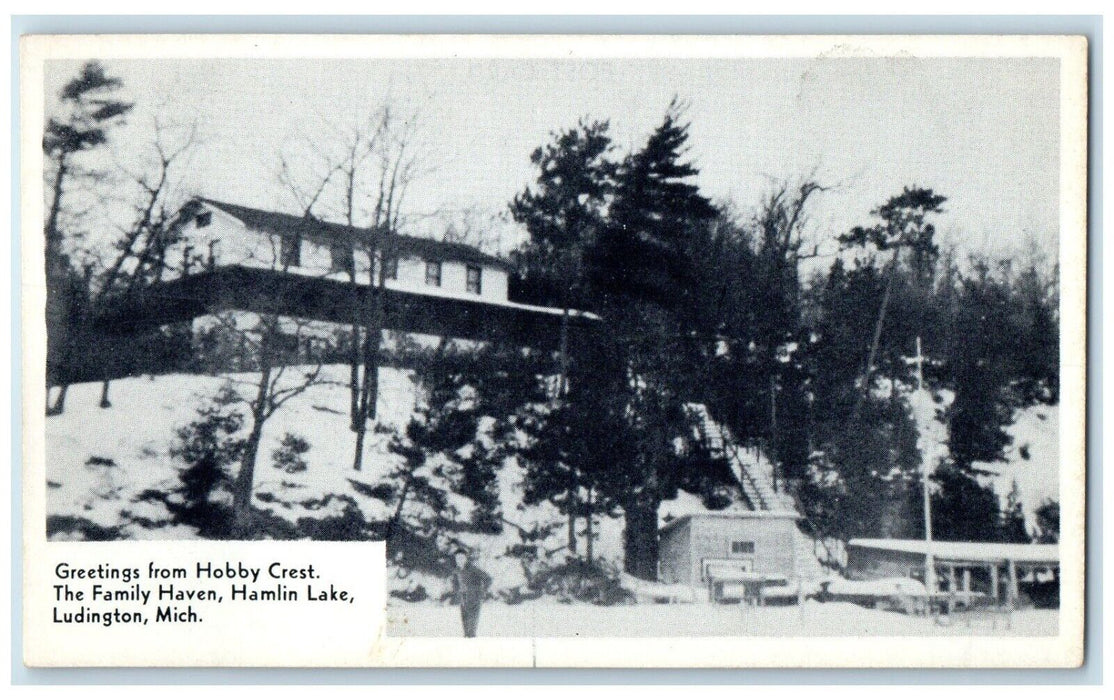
[451,563,492,609]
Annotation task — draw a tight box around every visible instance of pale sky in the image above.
[46,56,1060,264]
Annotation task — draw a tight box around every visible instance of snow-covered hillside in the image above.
[45,367,744,597]
[44,368,1060,598]
[46,367,416,541]
[907,386,1059,533]
[976,403,1059,529]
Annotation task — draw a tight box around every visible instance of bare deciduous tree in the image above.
[224,313,324,535]
[92,116,200,408]
[276,106,424,472]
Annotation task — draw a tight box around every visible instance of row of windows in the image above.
[427,260,484,295]
[198,212,483,294]
[279,235,483,294]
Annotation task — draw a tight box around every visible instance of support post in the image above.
[915,337,937,596]
[1007,559,1020,609]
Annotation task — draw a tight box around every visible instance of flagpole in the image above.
[916,335,937,597]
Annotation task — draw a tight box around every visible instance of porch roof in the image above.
[848,538,1059,565]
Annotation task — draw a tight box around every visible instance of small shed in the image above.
[658,511,801,602]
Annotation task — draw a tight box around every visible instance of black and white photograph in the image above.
[25,35,1086,653]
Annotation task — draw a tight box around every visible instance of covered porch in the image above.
[846,539,1060,610]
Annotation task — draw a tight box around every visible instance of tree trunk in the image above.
[352,253,386,470]
[567,501,577,558]
[47,384,69,416]
[365,326,381,422]
[622,497,660,580]
[232,417,265,537]
[769,374,778,491]
[44,156,70,414]
[97,331,114,408]
[44,156,67,271]
[559,307,577,555]
[99,377,112,408]
[853,245,902,421]
[352,317,381,471]
[585,487,594,563]
[348,267,362,431]
[349,329,361,431]
[232,363,271,536]
[386,475,413,540]
[352,411,368,472]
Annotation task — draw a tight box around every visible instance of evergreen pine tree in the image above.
[589,98,716,309]
[1011,261,1060,404]
[43,61,133,414]
[510,118,615,310]
[946,259,1018,470]
[383,344,548,568]
[1034,499,1059,544]
[509,118,616,554]
[930,464,1004,542]
[999,480,1031,543]
[584,99,718,578]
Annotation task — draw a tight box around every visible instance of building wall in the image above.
[165,206,274,272]
[167,204,510,303]
[680,516,799,584]
[845,546,924,581]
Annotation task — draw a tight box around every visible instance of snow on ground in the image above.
[46,366,1060,600]
[47,373,228,538]
[974,404,1059,529]
[387,600,1057,638]
[46,367,757,596]
[908,386,1059,533]
[45,366,417,539]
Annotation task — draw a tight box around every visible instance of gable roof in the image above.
[191,197,513,271]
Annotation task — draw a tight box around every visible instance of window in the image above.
[425,260,442,287]
[730,541,755,556]
[195,211,212,228]
[330,240,354,275]
[383,255,398,280]
[466,264,482,295]
[280,234,301,268]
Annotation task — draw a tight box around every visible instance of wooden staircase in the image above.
[685,403,796,512]
[685,403,835,581]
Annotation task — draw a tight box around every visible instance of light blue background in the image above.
[10,14,1103,685]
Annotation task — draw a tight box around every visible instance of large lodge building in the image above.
[101,197,596,351]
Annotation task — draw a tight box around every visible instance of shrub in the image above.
[170,386,244,503]
[272,432,310,474]
[528,558,633,606]
[389,585,430,603]
[141,385,246,538]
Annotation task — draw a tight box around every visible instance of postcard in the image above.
[20,33,1087,668]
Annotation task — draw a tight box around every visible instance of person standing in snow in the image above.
[450,549,492,637]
